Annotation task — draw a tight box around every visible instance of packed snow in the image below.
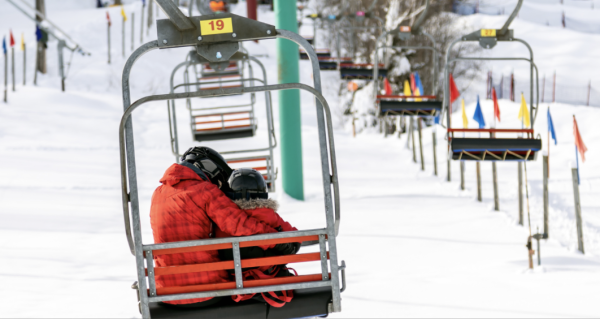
[0,1,598,318]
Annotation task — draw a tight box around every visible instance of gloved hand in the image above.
[274,242,301,255]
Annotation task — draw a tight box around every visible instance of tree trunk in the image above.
[35,0,47,74]
[114,0,122,5]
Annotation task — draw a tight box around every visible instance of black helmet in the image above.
[181,147,233,185]
[228,168,268,200]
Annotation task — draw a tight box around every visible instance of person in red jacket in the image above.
[149,147,295,307]
[216,168,301,307]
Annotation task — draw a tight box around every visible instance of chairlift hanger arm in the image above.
[411,0,429,34]
[500,0,523,36]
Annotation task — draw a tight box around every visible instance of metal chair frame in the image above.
[119,11,343,319]
[442,0,541,162]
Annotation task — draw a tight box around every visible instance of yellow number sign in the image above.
[200,18,233,36]
[481,29,496,37]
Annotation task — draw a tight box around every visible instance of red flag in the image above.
[383,77,392,95]
[449,73,460,103]
[9,30,15,47]
[410,73,416,94]
[492,87,500,122]
[573,116,588,162]
[107,11,112,27]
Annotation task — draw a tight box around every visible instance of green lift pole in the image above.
[275,0,304,200]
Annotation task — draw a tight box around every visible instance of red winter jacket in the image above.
[149,164,278,305]
[215,198,297,238]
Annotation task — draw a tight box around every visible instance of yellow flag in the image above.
[403,80,412,96]
[121,6,128,21]
[518,93,531,127]
[414,87,422,102]
[20,33,25,51]
[461,99,468,128]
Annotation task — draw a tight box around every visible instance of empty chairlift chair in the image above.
[373,4,442,117]
[169,50,278,190]
[442,0,542,161]
[120,11,344,319]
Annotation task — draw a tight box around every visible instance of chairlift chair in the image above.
[442,0,542,161]
[119,11,345,318]
[335,14,386,80]
[373,1,442,118]
[169,50,279,191]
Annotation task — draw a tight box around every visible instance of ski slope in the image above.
[0,1,599,318]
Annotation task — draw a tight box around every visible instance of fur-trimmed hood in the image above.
[233,198,279,211]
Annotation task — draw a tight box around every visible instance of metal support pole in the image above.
[11,48,15,92]
[492,162,499,211]
[476,162,482,202]
[460,161,465,190]
[447,158,451,182]
[147,0,153,35]
[411,118,417,163]
[418,118,425,171]
[131,12,135,51]
[33,42,39,85]
[571,167,585,254]
[543,155,549,237]
[275,0,304,200]
[518,162,524,225]
[432,130,438,176]
[247,0,257,21]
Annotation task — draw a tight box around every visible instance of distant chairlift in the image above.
[335,11,386,80]
[300,13,341,72]
[169,50,278,190]
[120,9,344,319]
[374,0,442,117]
[442,0,542,161]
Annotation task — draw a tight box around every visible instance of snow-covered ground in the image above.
[0,1,599,318]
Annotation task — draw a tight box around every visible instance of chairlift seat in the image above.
[317,57,353,70]
[148,287,331,319]
[451,137,542,161]
[202,62,241,77]
[340,63,387,80]
[194,125,256,142]
[300,49,331,60]
[378,95,442,116]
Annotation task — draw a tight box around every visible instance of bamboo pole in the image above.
[411,118,417,163]
[460,161,465,190]
[432,129,438,176]
[571,166,585,254]
[3,51,7,102]
[122,13,126,57]
[11,47,15,92]
[131,12,135,51]
[492,162,499,211]
[140,2,145,44]
[518,162,524,225]
[107,18,111,64]
[22,38,26,85]
[418,118,425,171]
[476,162,482,202]
[543,153,549,237]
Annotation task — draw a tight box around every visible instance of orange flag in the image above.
[573,116,588,162]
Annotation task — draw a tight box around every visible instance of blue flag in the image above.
[2,37,6,55]
[472,95,486,128]
[434,115,440,124]
[35,25,42,41]
[142,0,146,5]
[548,107,557,145]
[414,72,425,96]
